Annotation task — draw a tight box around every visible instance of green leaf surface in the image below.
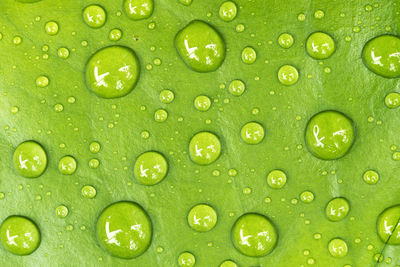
[0,0,400,266]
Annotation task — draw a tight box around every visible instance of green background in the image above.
[0,0,399,266]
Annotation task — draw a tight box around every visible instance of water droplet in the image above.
[187,204,217,232]
[11,106,19,114]
[179,0,192,5]
[36,76,49,87]
[267,170,287,189]
[54,103,64,112]
[235,23,245,32]
[57,47,69,59]
[81,185,97,199]
[178,251,196,267]
[134,151,168,185]
[141,131,150,139]
[85,46,140,98]
[278,33,294,48]
[305,110,355,160]
[325,197,350,221]
[228,79,245,96]
[220,260,238,267]
[228,168,237,176]
[219,1,237,22]
[278,65,299,86]
[154,109,168,122]
[363,170,379,185]
[328,238,348,258]
[189,132,221,165]
[0,216,40,255]
[56,205,69,218]
[240,122,264,144]
[300,191,314,203]
[306,32,335,59]
[82,5,106,28]
[13,36,22,45]
[297,13,306,21]
[96,201,152,258]
[241,46,256,64]
[232,213,277,257]
[194,95,211,111]
[377,205,400,245]
[374,253,384,263]
[13,141,47,178]
[109,28,122,41]
[57,156,77,175]
[362,35,400,78]
[159,89,174,103]
[45,21,59,35]
[89,141,101,153]
[89,158,100,168]
[124,0,154,20]
[175,20,226,72]
[314,10,325,19]
[385,92,400,108]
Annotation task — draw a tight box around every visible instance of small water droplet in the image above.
[45,21,59,35]
[241,46,257,64]
[194,95,211,111]
[81,185,96,199]
[83,5,106,28]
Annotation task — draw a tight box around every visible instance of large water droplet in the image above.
[175,20,226,72]
[0,216,40,255]
[124,0,154,20]
[96,201,152,258]
[187,204,217,232]
[13,141,47,178]
[134,151,168,185]
[305,110,355,160]
[189,132,221,165]
[306,32,335,59]
[362,35,400,78]
[231,213,277,257]
[85,46,140,99]
[377,205,400,245]
[83,5,107,28]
